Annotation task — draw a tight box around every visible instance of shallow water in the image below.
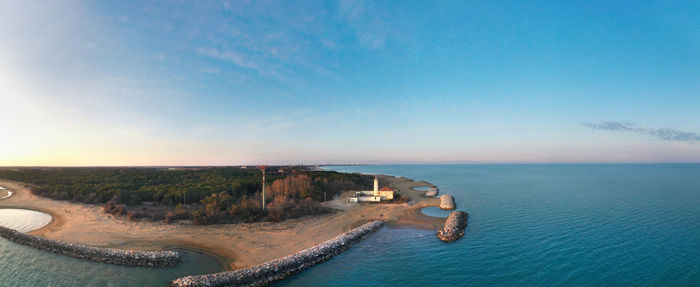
[0,209,53,232]
[420,206,450,218]
[279,164,700,286]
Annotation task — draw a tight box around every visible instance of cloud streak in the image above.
[337,0,388,49]
[583,122,700,143]
[196,47,264,74]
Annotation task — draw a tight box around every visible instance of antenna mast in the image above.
[261,165,267,210]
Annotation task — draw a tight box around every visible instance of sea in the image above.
[2,164,700,286]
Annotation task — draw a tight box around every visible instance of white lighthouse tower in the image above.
[348,176,394,202]
[373,177,379,196]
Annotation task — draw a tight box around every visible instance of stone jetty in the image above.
[170,220,384,287]
[437,211,468,242]
[0,225,180,267]
[425,187,439,197]
[439,194,455,210]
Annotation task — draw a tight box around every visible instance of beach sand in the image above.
[0,175,442,269]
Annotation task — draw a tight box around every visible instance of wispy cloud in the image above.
[583,122,700,143]
[196,47,263,73]
[339,0,366,19]
[337,0,387,49]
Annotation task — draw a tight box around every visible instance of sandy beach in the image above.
[0,175,443,270]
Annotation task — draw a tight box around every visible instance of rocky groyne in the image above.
[425,187,439,197]
[0,225,180,267]
[170,220,384,287]
[437,211,468,242]
[439,194,456,210]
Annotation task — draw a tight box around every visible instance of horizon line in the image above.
[2,162,700,168]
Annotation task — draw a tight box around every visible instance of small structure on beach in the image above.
[376,187,395,200]
[439,194,456,210]
[425,187,439,197]
[348,177,394,203]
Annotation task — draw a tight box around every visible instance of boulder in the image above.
[425,187,439,197]
[439,194,455,210]
[437,211,468,242]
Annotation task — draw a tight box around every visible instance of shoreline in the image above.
[388,205,446,230]
[0,206,55,233]
[170,221,385,287]
[0,188,11,200]
[0,173,444,272]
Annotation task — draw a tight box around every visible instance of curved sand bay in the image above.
[0,208,52,232]
[0,186,11,200]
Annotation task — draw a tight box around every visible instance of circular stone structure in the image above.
[439,194,456,210]
[425,187,439,197]
[0,209,52,232]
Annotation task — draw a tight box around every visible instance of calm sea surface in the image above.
[1,164,699,286]
[278,164,700,286]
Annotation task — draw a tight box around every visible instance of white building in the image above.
[348,177,394,202]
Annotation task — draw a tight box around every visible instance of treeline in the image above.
[0,167,372,224]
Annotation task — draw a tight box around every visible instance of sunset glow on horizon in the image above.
[1,1,699,166]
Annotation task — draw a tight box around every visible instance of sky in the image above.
[1,0,699,166]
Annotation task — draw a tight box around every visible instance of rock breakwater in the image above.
[425,187,438,197]
[170,220,384,287]
[0,225,180,267]
[439,194,455,210]
[436,211,467,242]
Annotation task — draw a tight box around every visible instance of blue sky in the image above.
[1,0,699,165]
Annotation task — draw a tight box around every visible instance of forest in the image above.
[0,167,372,224]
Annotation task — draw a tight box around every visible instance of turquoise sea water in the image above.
[279,164,700,286]
[1,164,699,286]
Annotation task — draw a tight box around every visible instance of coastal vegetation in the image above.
[0,167,372,224]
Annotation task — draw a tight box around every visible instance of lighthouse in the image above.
[373,177,379,195]
[348,176,394,202]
